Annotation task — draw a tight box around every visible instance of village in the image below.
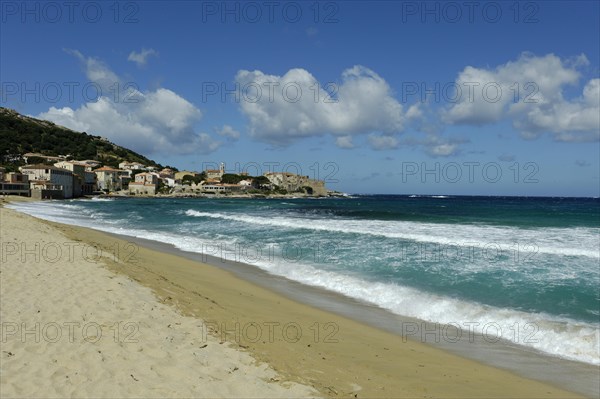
[0,153,331,199]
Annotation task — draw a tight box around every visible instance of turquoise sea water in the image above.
[9,195,600,365]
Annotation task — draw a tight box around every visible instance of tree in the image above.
[158,180,170,194]
[182,174,203,185]
[252,175,270,187]
[221,173,244,184]
[25,156,46,165]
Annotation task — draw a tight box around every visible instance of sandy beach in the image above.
[0,199,585,398]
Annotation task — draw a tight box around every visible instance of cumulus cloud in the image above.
[38,51,221,155]
[368,134,399,150]
[422,136,465,157]
[127,48,158,67]
[216,125,241,140]
[235,66,405,144]
[335,135,354,149]
[64,49,119,92]
[335,136,354,149]
[443,53,599,142]
[513,78,600,141]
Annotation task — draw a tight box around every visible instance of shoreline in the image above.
[106,232,600,398]
[2,197,593,398]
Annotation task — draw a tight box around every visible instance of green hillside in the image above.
[0,107,164,171]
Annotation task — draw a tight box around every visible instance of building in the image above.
[29,181,63,199]
[129,172,160,195]
[55,161,96,195]
[0,171,30,196]
[201,183,244,194]
[55,160,85,176]
[84,171,97,192]
[238,179,254,188]
[79,160,102,170]
[205,163,225,180]
[118,161,146,171]
[116,170,132,188]
[94,166,122,192]
[159,168,176,179]
[162,177,176,187]
[21,164,74,199]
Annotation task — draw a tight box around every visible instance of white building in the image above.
[129,172,160,195]
[201,183,244,194]
[119,161,146,171]
[21,164,74,199]
[78,160,101,171]
[94,166,122,191]
[54,161,96,194]
[162,177,176,187]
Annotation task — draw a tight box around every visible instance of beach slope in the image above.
[0,204,583,398]
[0,206,316,398]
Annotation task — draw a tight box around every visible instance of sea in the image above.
[8,195,600,369]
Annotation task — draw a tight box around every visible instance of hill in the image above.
[0,107,164,171]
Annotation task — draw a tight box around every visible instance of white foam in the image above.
[184,210,600,259]
[252,255,600,365]
[8,201,600,365]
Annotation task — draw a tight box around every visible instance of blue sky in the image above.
[1,1,599,196]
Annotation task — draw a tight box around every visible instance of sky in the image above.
[1,0,599,196]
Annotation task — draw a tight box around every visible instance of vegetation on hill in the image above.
[220,173,246,184]
[0,107,163,171]
[181,172,206,185]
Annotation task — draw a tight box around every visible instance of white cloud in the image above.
[127,48,158,67]
[335,135,354,149]
[422,136,463,157]
[443,53,599,142]
[512,78,600,141]
[64,49,119,92]
[235,65,405,144]
[216,125,241,140]
[427,143,457,157]
[368,134,399,150]
[38,51,221,155]
[400,135,465,157]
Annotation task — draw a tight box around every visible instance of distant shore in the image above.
[0,197,587,398]
[100,191,348,200]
